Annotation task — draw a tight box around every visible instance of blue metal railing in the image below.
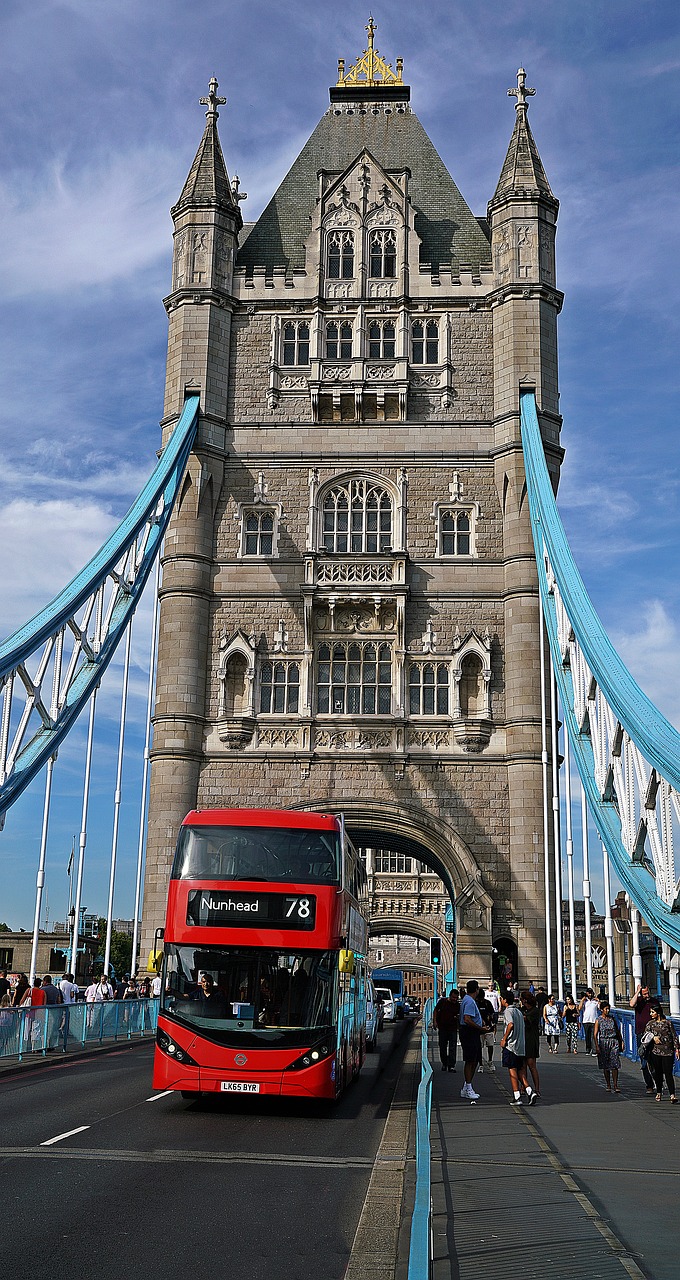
[0,998,159,1060]
[408,996,433,1280]
[613,1007,680,1075]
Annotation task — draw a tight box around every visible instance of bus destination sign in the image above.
[186,890,316,930]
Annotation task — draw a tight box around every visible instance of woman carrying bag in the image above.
[642,1006,679,1102]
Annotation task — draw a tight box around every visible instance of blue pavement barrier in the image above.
[408,996,433,1280]
[0,999,159,1060]
[613,1006,680,1075]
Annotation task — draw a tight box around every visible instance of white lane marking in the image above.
[145,1090,174,1102]
[40,1126,90,1146]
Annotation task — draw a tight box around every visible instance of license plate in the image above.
[220,1081,260,1093]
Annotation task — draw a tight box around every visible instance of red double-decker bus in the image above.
[153,808,369,1100]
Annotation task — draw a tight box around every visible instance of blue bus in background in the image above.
[371,967,407,1019]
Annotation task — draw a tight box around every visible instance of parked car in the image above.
[375,987,396,1022]
[365,977,381,1051]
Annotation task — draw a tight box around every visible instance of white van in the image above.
[375,986,396,1023]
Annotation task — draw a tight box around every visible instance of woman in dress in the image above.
[521,990,541,1095]
[543,994,561,1053]
[564,995,580,1054]
[593,1000,623,1092]
[643,1005,679,1102]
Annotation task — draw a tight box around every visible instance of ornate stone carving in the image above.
[280,375,307,390]
[366,363,395,380]
[410,372,440,388]
[517,225,534,279]
[367,281,396,299]
[326,283,355,300]
[407,728,451,750]
[257,727,300,748]
[322,364,352,381]
[317,560,395,585]
[453,718,493,752]
[314,727,392,751]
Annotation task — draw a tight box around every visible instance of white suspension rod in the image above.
[104,623,132,977]
[562,712,577,1000]
[550,669,564,1001]
[71,688,98,974]
[539,617,553,992]
[580,781,593,990]
[131,557,161,977]
[602,841,616,1006]
[29,755,55,985]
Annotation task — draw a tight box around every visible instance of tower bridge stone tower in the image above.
[141,29,563,984]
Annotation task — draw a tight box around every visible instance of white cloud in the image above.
[0,148,176,298]
[0,498,118,640]
[612,600,680,731]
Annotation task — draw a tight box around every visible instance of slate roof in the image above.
[492,108,555,204]
[236,98,492,276]
[174,115,239,216]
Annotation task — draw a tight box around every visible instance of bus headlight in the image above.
[285,1041,332,1072]
[156,1028,198,1066]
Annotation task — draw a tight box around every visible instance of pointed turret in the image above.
[163,77,243,419]
[173,78,241,218]
[493,99,555,204]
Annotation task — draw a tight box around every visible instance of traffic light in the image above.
[430,936,441,965]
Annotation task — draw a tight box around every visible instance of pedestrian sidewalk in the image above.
[430,1049,680,1280]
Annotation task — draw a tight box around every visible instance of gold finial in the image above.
[507,67,535,111]
[200,76,226,120]
[336,18,403,88]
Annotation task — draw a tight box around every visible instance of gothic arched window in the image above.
[243,510,275,556]
[368,320,396,359]
[259,661,300,714]
[317,641,392,714]
[322,479,392,553]
[327,230,354,279]
[409,663,449,715]
[326,321,353,359]
[369,229,397,278]
[411,319,439,364]
[439,509,471,556]
[282,322,310,366]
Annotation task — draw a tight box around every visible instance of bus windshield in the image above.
[162,944,337,1049]
[171,825,341,884]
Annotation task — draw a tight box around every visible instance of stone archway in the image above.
[304,796,494,981]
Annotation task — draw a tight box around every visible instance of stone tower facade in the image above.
[141,34,563,986]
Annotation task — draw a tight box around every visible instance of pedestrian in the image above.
[0,968,10,1002]
[521,990,541,1096]
[11,973,29,1007]
[543,994,561,1053]
[41,975,62,1051]
[432,988,459,1072]
[458,980,486,1102]
[477,985,497,1073]
[0,993,16,1055]
[21,976,46,1050]
[138,976,151,999]
[564,996,579,1054]
[500,990,537,1106]
[593,1000,623,1092]
[629,983,657,1094]
[59,972,79,1052]
[151,971,162,999]
[579,989,600,1056]
[535,985,548,1017]
[85,973,113,1003]
[642,1005,679,1103]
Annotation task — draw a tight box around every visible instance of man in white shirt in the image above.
[482,980,501,1073]
[59,972,79,1052]
[579,989,600,1055]
[151,973,162,999]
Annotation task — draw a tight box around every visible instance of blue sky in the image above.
[1,0,679,931]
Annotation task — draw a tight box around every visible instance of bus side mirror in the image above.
[339,949,355,974]
[147,949,163,973]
